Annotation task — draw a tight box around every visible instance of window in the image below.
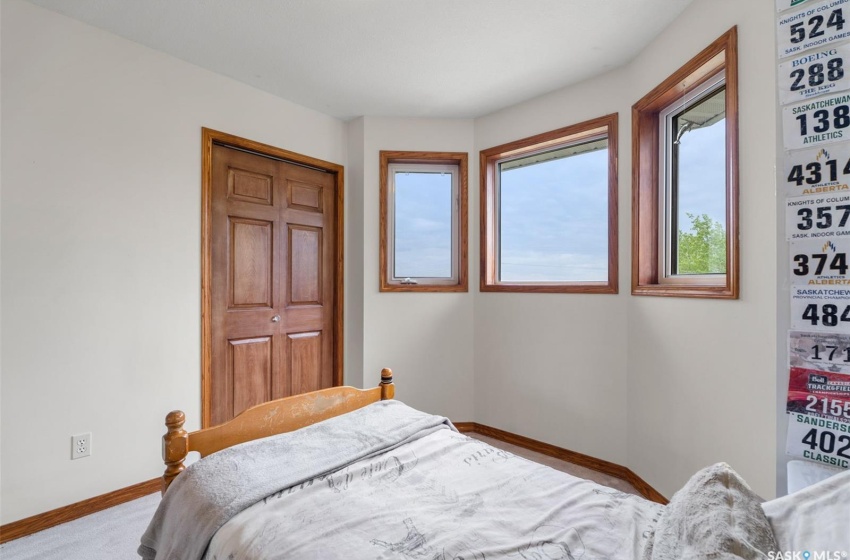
[632,27,738,298]
[379,151,468,292]
[480,114,618,293]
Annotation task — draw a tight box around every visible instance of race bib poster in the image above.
[789,237,850,283]
[787,366,850,419]
[786,192,850,239]
[790,285,850,330]
[777,0,850,59]
[779,44,850,104]
[790,330,850,373]
[783,91,850,150]
[780,0,850,475]
[785,359,850,469]
[777,0,816,12]
[786,412,850,468]
[782,144,850,196]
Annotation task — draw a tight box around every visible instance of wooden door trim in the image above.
[201,128,345,428]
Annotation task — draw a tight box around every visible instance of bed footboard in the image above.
[162,368,395,494]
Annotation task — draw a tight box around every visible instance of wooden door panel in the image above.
[287,180,324,213]
[228,336,273,418]
[288,225,322,306]
[228,168,274,206]
[229,218,274,309]
[287,332,322,395]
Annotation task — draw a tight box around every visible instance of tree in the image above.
[676,213,726,274]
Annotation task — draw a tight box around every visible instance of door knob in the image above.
[271,315,281,322]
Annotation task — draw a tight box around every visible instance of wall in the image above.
[474,0,778,498]
[0,0,347,524]
[355,117,476,421]
[473,69,631,465]
[0,0,4,523]
[625,0,777,500]
[345,117,365,391]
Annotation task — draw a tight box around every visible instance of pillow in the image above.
[646,462,778,560]
[762,467,850,554]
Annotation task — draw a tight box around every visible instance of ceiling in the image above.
[26,0,695,120]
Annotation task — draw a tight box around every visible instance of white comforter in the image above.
[204,427,662,560]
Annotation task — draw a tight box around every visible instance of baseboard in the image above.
[0,478,160,544]
[455,421,668,505]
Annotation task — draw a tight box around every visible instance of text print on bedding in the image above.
[463,446,513,466]
[769,550,848,559]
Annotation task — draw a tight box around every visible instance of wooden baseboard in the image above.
[0,478,160,544]
[455,421,668,505]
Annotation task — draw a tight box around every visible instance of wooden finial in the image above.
[162,410,188,495]
[380,368,395,400]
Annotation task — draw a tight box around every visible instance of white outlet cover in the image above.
[71,433,91,459]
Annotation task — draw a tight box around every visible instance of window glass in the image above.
[498,139,609,282]
[667,85,727,276]
[393,170,454,278]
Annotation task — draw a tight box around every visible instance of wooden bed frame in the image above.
[161,368,395,494]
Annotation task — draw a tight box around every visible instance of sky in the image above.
[390,121,726,283]
[675,117,727,231]
[500,147,609,282]
[393,171,453,278]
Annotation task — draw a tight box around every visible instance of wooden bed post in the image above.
[162,411,188,495]
[380,368,394,400]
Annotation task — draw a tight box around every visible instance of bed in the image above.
[139,369,850,560]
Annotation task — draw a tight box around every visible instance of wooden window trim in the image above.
[631,27,739,299]
[379,151,469,292]
[479,114,619,294]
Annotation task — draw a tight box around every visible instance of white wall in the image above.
[344,117,366,390]
[474,0,778,498]
[625,0,777,500]
[0,0,347,524]
[473,69,631,465]
[356,117,476,421]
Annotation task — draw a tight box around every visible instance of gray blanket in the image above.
[203,422,663,559]
[138,400,454,560]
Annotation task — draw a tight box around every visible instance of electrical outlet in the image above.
[71,433,91,459]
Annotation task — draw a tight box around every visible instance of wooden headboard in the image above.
[161,368,395,494]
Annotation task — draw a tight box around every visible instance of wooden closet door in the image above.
[210,145,335,425]
[278,161,336,397]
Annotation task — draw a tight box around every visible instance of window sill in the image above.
[631,282,736,299]
[480,281,617,294]
[380,282,468,293]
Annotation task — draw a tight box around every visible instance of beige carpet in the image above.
[467,433,642,496]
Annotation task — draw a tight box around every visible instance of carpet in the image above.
[0,493,160,559]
